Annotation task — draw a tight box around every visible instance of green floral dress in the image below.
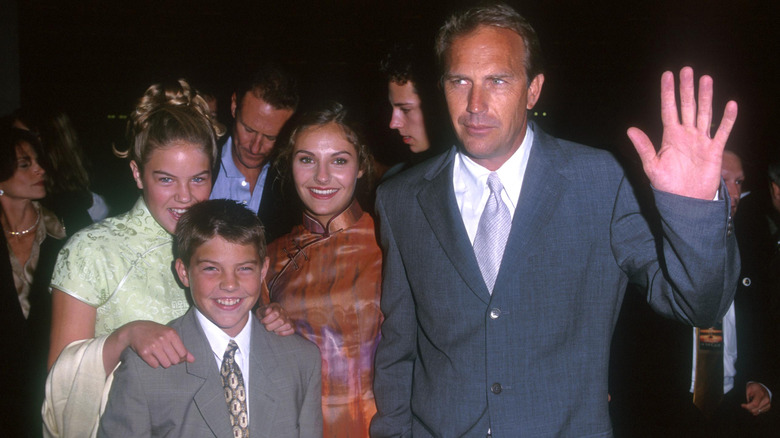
[51,197,189,335]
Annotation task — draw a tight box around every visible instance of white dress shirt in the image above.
[452,126,535,437]
[453,126,535,243]
[689,301,771,399]
[196,309,253,419]
[690,301,737,394]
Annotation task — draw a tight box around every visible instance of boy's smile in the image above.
[176,236,269,337]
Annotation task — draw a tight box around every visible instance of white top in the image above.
[690,302,737,394]
[195,308,253,419]
[453,126,535,243]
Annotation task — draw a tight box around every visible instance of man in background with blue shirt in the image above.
[211,62,298,242]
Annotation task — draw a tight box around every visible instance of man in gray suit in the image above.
[99,200,322,437]
[370,3,740,437]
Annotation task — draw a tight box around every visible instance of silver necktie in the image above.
[473,172,512,293]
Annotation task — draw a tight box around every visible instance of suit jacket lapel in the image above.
[418,149,492,302]
[248,316,280,437]
[495,128,568,288]
[182,309,233,436]
[417,130,570,299]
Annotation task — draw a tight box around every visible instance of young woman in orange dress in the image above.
[263,101,382,437]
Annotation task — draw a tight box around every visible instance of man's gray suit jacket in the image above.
[98,308,323,437]
[370,125,739,437]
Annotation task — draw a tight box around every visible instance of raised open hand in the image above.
[627,67,738,200]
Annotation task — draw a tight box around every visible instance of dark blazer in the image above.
[98,308,323,438]
[258,163,299,243]
[370,125,739,437]
[609,213,777,436]
[0,227,64,438]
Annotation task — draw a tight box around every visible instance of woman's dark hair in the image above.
[0,125,44,183]
[275,101,375,196]
[12,108,91,194]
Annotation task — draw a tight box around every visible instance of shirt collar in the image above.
[220,136,260,179]
[36,201,66,240]
[455,123,535,212]
[135,197,174,238]
[302,199,363,235]
[195,307,253,363]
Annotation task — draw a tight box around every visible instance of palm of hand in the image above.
[628,67,737,200]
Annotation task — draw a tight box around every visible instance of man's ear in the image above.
[130,160,143,189]
[175,258,190,288]
[231,93,239,119]
[771,182,780,200]
[526,74,545,110]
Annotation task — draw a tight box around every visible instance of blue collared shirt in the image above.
[210,136,268,213]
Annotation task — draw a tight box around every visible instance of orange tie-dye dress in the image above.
[264,200,383,438]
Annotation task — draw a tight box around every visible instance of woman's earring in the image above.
[0,189,4,196]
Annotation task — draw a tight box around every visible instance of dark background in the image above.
[12,0,780,212]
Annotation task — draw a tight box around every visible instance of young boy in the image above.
[98,199,323,437]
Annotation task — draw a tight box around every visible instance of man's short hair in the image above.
[435,2,544,84]
[380,43,437,91]
[175,199,267,265]
[234,62,299,112]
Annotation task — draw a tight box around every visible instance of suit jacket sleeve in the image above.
[97,349,152,438]
[611,178,739,327]
[369,191,417,438]
[299,345,324,437]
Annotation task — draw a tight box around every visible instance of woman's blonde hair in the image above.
[115,79,225,172]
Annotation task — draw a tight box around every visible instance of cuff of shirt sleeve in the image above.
[747,381,773,402]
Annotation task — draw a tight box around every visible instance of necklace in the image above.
[6,210,41,236]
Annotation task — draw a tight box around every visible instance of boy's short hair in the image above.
[175,199,267,265]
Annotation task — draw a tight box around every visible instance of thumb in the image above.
[627,127,655,166]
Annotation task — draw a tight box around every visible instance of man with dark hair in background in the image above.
[380,43,454,180]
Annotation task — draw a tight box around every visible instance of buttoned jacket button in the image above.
[489,308,501,319]
[491,383,502,394]
[742,277,751,287]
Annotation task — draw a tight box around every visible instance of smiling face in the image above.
[443,25,544,171]
[131,141,212,234]
[388,81,430,153]
[176,236,268,337]
[230,90,294,173]
[292,122,364,225]
[0,142,47,201]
